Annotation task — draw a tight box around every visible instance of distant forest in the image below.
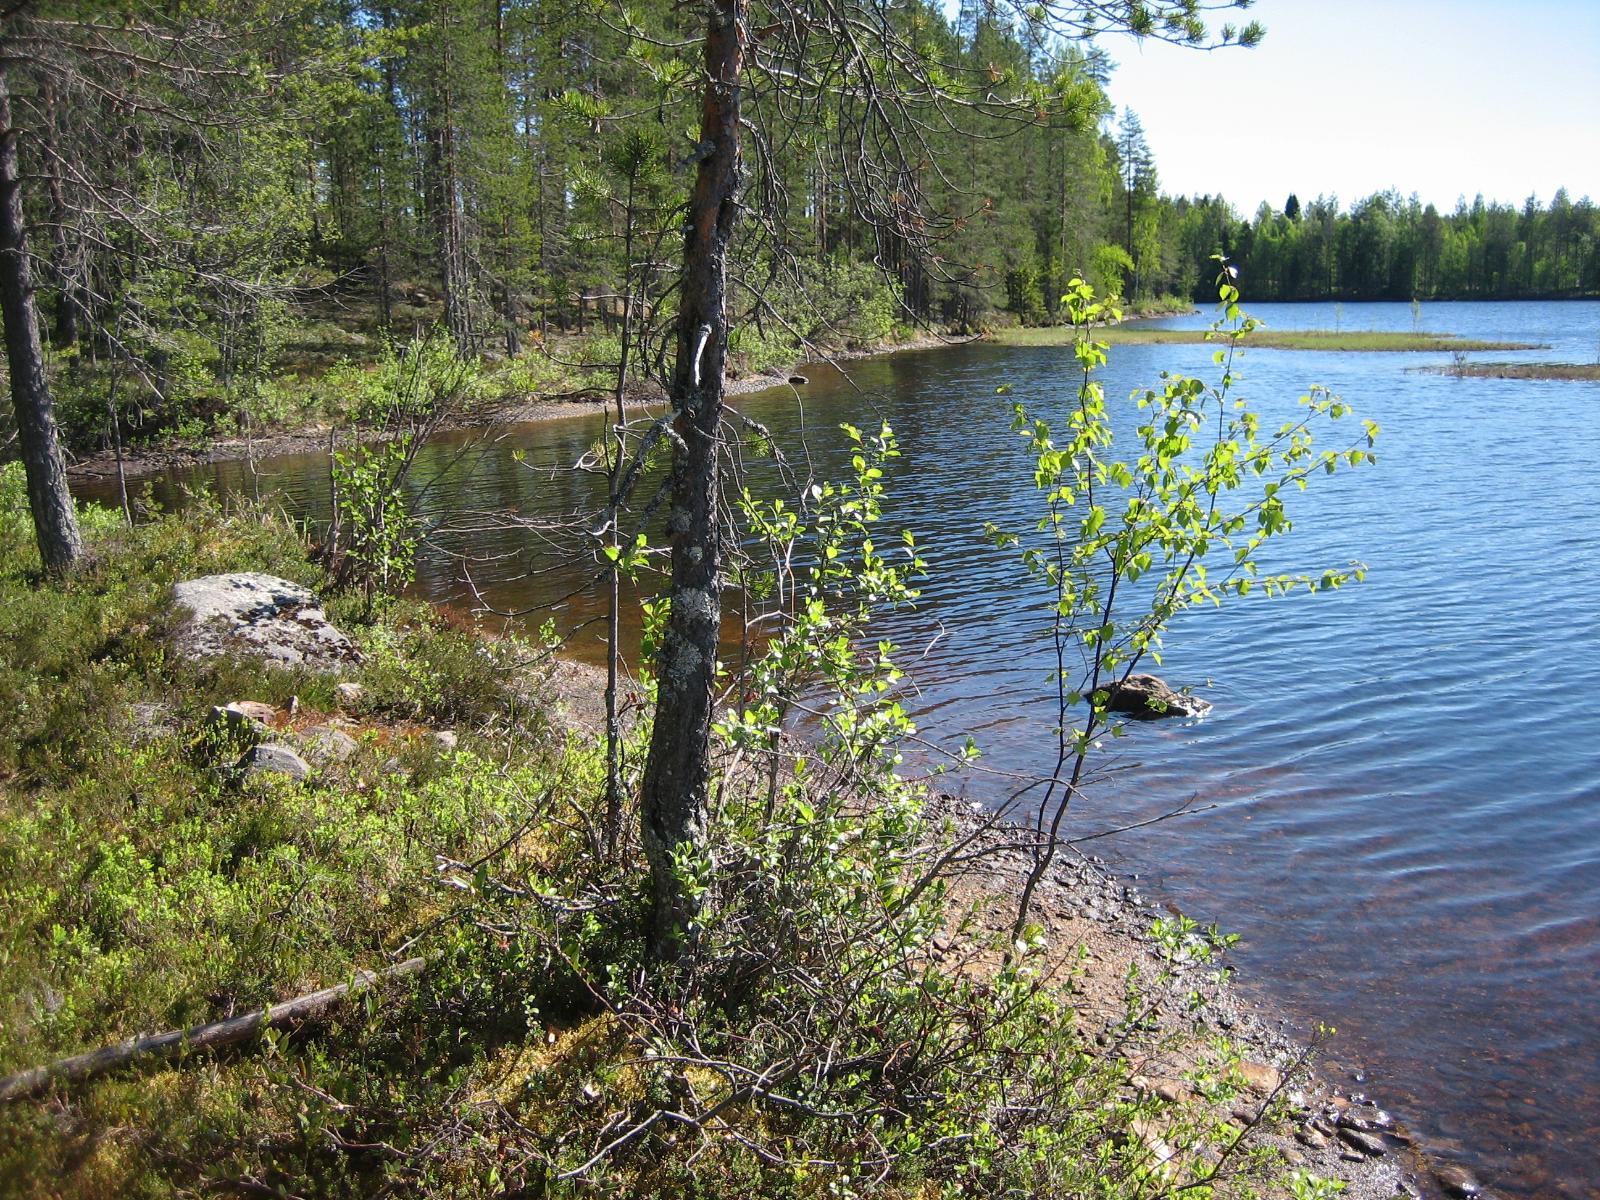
[1153,187,1600,304]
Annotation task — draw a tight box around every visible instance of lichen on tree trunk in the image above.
[638,0,745,961]
[0,62,82,574]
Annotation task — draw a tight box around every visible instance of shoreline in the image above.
[541,657,1455,1200]
[63,330,984,486]
[63,308,1191,486]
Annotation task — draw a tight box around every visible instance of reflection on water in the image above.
[85,300,1600,1199]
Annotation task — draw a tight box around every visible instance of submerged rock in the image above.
[172,574,359,673]
[1093,673,1212,720]
[1435,1165,1482,1198]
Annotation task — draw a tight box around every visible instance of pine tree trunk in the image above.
[0,64,82,573]
[639,0,745,961]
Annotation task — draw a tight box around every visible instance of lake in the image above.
[102,299,1600,1198]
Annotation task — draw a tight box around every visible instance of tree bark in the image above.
[0,62,82,573]
[639,0,744,961]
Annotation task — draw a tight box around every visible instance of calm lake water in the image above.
[100,300,1600,1198]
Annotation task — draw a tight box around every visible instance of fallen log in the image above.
[0,957,426,1104]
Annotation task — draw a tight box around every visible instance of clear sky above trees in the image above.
[1101,0,1600,213]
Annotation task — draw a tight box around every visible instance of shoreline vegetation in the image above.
[991,325,1548,352]
[63,299,1566,490]
[0,482,1434,1199]
[1429,360,1600,380]
[63,299,1202,485]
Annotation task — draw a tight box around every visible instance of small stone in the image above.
[302,726,358,763]
[1434,1165,1482,1198]
[1296,1127,1329,1150]
[209,701,276,736]
[1338,1127,1387,1157]
[1340,1103,1395,1132]
[334,681,366,710]
[431,730,459,753]
[1236,1061,1280,1095]
[1153,1079,1189,1104]
[238,743,311,782]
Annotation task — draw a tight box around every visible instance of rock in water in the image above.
[172,574,359,673]
[1094,673,1212,720]
[1434,1165,1482,1198]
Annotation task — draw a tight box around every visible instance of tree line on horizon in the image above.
[1145,185,1600,303]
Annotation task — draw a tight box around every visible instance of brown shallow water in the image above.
[84,300,1600,1199]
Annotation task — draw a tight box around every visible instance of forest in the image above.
[1,2,1593,460]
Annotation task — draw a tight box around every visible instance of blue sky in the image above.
[1097,0,1600,215]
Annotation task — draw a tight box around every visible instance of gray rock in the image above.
[172,574,359,673]
[1338,1127,1387,1156]
[431,729,459,752]
[334,681,366,710]
[1092,673,1212,720]
[302,725,358,764]
[238,743,312,782]
[207,702,275,744]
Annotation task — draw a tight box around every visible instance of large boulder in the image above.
[172,573,359,673]
[1092,673,1211,720]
